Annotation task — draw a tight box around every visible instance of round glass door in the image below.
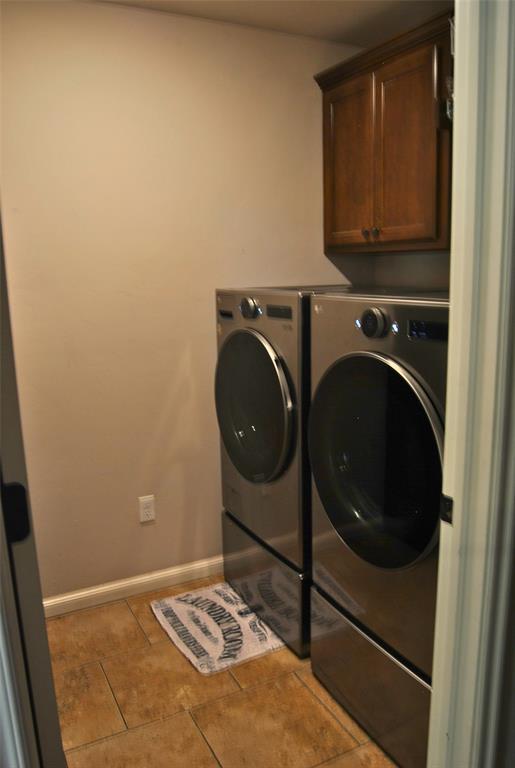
[215,329,294,484]
[309,353,443,569]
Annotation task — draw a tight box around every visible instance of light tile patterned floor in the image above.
[47,575,396,768]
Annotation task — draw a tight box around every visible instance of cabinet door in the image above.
[323,73,374,247]
[373,44,439,244]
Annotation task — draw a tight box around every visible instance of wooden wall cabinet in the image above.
[316,14,452,254]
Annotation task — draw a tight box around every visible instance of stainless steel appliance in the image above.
[308,290,448,768]
[215,286,336,657]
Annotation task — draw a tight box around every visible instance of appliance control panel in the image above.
[355,307,449,341]
[217,293,296,326]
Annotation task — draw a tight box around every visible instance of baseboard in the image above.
[43,554,224,618]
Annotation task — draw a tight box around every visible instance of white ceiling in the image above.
[99,0,452,48]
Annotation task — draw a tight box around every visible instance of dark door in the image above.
[1,226,66,767]
[373,44,439,244]
[309,353,442,570]
[215,329,294,484]
[323,73,375,248]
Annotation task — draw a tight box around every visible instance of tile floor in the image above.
[47,575,396,768]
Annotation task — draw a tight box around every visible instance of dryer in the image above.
[215,286,337,657]
[308,291,448,768]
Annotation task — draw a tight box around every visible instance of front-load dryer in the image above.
[215,286,340,657]
[308,290,448,768]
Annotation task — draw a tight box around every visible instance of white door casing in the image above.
[428,1,515,767]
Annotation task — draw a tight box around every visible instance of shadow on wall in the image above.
[329,251,450,292]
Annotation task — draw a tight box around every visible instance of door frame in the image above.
[0,496,38,768]
[428,1,515,766]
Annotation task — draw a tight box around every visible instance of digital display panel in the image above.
[408,320,448,341]
[267,304,293,320]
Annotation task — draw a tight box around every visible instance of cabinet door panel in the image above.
[324,74,374,246]
[374,44,438,243]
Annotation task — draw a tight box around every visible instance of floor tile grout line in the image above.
[67,667,303,746]
[64,721,133,755]
[63,709,389,767]
[61,689,374,766]
[91,633,214,671]
[64,729,129,755]
[107,669,299,731]
[122,596,152,649]
[60,665,127,754]
[188,669,298,714]
[228,660,305,692]
[51,627,302,708]
[50,624,167,675]
[310,741,398,768]
[228,668,242,690]
[293,670,364,749]
[64,725,128,756]
[49,637,151,676]
[47,606,150,673]
[54,636,243,728]
[188,709,223,768]
[99,659,130,733]
[188,671,374,768]
[51,634,300,685]
[67,654,246,739]
[64,710,190,755]
[295,669,370,747]
[309,742,369,768]
[125,595,159,646]
[60,663,346,759]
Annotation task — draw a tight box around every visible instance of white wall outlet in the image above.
[138,494,156,523]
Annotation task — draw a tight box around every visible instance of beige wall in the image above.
[1,1,357,596]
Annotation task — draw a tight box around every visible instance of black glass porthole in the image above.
[215,330,293,484]
[309,353,442,569]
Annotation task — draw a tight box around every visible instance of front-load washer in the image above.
[215,286,342,657]
[308,290,448,768]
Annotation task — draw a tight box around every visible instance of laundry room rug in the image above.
[151,581,284,675]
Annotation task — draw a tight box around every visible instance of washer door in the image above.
[309,352,443,569]
[215,329,294,484]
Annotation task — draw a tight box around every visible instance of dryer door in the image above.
[309,352,443,569]
[215,329,294,484]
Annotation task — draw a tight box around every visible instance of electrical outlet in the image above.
[139,495,156,523]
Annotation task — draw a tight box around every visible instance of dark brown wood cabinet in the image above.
[316,14,452,254]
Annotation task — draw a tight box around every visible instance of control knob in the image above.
[360,307,388,338]
[239,297,261,319]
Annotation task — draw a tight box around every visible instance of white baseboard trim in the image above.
[43,554,224,618]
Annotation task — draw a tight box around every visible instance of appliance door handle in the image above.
[1,481,30,543]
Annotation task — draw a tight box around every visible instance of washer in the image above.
[215,286,339,657]
[308,290,448,768]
